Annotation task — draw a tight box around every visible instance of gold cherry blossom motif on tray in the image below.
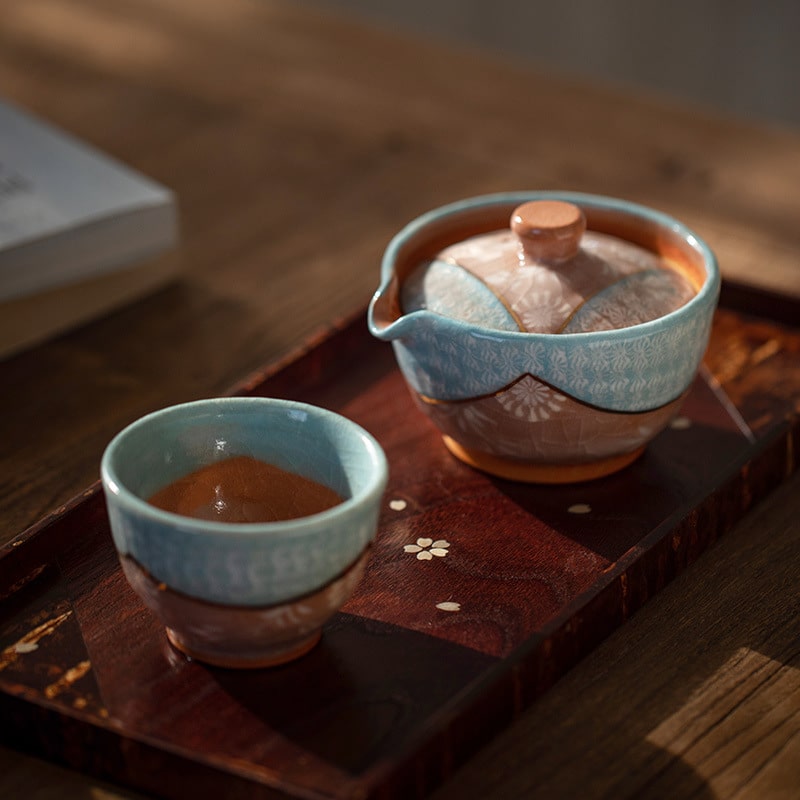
[404,537,450,560]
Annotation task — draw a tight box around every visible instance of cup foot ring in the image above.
[165,627,323,669]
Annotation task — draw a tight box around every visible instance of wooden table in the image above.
[1,1,798,797]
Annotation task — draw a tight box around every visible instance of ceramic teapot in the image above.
[368,192,720,483]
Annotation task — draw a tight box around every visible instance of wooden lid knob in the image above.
[511,200,586,261]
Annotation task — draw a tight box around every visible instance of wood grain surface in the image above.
[0,0,799,797]
[431,469,800,800]
[2,305,795,799]
[2,471,798,800]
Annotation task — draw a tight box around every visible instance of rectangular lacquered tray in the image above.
[1,284,799,800]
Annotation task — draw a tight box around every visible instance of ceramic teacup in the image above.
[101,397,388,667]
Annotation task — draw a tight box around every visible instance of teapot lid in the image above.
[401,200,697,334]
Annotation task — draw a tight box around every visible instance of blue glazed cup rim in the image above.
[370,190,720,343]
[100,396,389,538]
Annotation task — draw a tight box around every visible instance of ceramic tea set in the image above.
[102,191,720,667]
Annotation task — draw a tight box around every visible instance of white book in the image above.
[0,99,179,355]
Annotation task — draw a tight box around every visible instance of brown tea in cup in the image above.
[147,455,343,523]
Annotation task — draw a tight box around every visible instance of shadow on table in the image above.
[428,472,800,799]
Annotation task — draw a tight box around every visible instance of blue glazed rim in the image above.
[370,190,719,344]
[368,191,720,410]
[101,396,389,539]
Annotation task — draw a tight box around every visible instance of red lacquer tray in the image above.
[1,284,799,800]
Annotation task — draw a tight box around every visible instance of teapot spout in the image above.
[367,276,404,340]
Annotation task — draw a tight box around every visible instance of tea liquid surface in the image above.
[147,455,343,523]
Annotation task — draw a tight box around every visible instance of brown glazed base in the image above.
[443,436,646,483]
[120,548,370,670]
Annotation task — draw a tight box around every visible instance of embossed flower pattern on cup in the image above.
[497,375,566,422]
